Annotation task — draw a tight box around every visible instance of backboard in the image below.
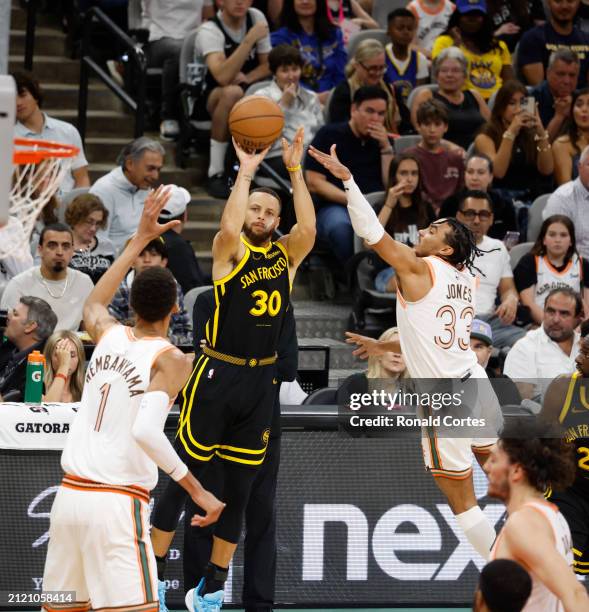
[0,75,15,227]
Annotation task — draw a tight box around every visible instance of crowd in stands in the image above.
[5,0,589,407]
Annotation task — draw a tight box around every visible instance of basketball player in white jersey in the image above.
[41,186,225,612]
[308,144,503,560]
[485,425,589,612]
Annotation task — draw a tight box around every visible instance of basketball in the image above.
[229,96,285,151]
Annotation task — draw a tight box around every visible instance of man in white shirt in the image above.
[91,137,165,253]
[504,287,582,401]
[0,224,94,331]
[143,0,215,140]
[193,0,271,198]
[12,71,89,194]
[456,191,526,347]
[543,144,589,258]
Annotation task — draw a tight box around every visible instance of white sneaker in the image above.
[160,120,180,141]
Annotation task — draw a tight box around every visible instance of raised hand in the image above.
[282,126,305,168]
[307,144,352,181]
[137,185,178,241]
[233,137,271,170]
[54,339,73,373]
[345,331,386,359]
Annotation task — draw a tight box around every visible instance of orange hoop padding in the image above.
[13,138,79,164]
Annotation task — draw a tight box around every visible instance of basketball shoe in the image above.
[185,577,224,612]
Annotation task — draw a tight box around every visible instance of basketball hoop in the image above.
[1,138,79,260]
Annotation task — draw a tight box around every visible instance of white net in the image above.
[0,142,76,260]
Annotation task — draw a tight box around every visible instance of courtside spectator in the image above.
[432,0,513,101]
[410,47,489,149]
[0,296,57,400]
[271,0,347,104]
[144,0,215,140]
[305,86,393,263]
[109,238,192,346]
[544,144,589,258]
[504,287,582,400]
[158,186,206,293]
[406,99,463,213]
[194,0,271,198]
[552,87,589,185]
[456,191,525,348]
[329,39,399,133]
[475,80,553,205]
[439,153,517,240]
[531,49,580,143]
[407,0,455,58]
[514,215,589,325]
[43,330,86,403]
[0,224,93,331]
[255,45,323,181]
[65,194,115,284]
[369,153,434,293]
[12,71,90,194]
[518,0,589,87]
[90,137,165,253]
[473,559,532,612]
[384,9,429,110]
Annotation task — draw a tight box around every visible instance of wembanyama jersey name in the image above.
[84,353,144,397]
[206,236,290,358]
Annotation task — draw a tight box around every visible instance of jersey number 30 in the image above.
[434,305,474,350]
[250,290,281,317]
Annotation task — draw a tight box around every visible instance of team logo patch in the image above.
[262,428,270,444]
[207,368,215,379]
[272,378,278,385]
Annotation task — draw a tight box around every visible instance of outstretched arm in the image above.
[345,332,401,359]
[212,140,270,278]
[278,127,316,273]
[307,145,428,279]
[83,186,177,343]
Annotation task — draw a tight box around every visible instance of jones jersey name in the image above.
[85,353,145,397]
[444,283,473,303]
[240,256,288,289]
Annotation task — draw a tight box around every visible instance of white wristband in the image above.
[343,177,385,245]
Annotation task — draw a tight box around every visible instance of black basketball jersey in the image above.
[558,372,589,491]
[205,236,290,358]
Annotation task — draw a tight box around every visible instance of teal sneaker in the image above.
[185,577,224,612]
[158,579,169,612]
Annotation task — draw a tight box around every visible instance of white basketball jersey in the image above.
[408,0,455,51]
[396,256,478,379]
[535,254,582,308]
[61,325,174,490]
[492,501,573,612]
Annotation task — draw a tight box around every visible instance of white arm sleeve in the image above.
[132,390,188,481]
[342,177,385,245]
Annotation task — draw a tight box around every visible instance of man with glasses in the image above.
[305,85,394,263]
[456,190,526,348]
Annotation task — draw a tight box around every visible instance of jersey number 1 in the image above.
[94,383,111,432]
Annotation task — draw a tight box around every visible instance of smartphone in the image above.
[521,96,535,115]
[503,231,520,251]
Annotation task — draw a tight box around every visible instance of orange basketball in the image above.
[229,96,285,151]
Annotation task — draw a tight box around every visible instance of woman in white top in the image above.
[514,214,589,325]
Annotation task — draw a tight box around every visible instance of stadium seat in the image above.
[509,242,533,270]
[407,84,439,115]
[527,194,550,242]
[183,285,213,319]
[347,29,389,59]
[393,134,420,154]
[372,0,407,28]
[302,386,337,405]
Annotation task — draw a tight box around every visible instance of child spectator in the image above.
[43,330,86,403]
[384,9,429,110]
[271,0,347,103]
[329,39,400,133]
[514,215,589,324]
[407,0,455,58]
[368,153,434,293]
[432,0,513,100]
[475,80,553,205]
[406,99,464,213]
[255,45,323,181]
[65,194,115,284]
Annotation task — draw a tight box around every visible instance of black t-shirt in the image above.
[304,122,386,208]
[514,251,589,291]
[375,201,435,246]
[438,189,517,240]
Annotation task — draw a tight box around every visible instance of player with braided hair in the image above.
[309,144,504,560]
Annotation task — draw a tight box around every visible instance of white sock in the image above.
[456,506,496,560]
[208,139,229,177]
